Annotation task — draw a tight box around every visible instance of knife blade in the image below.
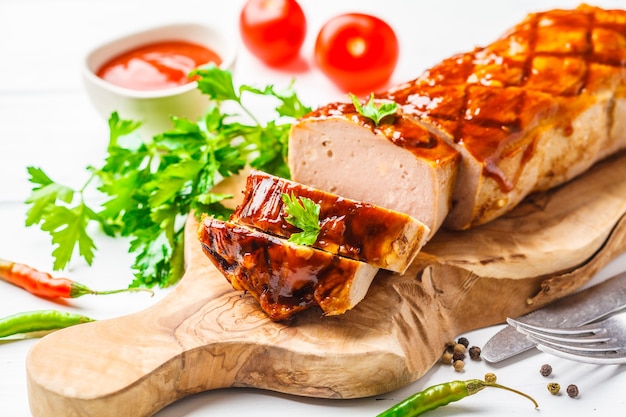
[482,270,626,362]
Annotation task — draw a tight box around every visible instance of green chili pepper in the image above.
[377,373,538,417]
[0,309,95,338]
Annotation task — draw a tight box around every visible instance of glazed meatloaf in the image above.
[198,170,430,320]
[197,217,379,320]
[200,4,626,321]
[231,170,430,273]
[289,4,626,234]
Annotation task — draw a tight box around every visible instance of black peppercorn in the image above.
[457,337,470,348]
[452,351,465,362]
[468,346,481,360]
[566,384,579,398]
[540,363,552,377]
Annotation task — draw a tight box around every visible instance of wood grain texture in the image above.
[26,151,626,417]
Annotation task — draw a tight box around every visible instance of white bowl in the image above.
[83,22,237,137]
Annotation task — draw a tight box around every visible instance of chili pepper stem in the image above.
[70,282,154,298]
[467,380,539,409]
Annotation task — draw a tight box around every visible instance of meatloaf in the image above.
[197,217,379,321]
[289,4,626,233]
[231,170,430,273]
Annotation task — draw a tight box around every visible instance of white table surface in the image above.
[2,0,626,416]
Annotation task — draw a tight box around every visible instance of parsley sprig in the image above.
[349,93,398,125]
[281,193,321,246]
[25,66,311,288]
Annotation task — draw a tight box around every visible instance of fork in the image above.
[506,313,626,364]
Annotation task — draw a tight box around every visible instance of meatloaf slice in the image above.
[231,170,430,273]
[197,216,379,321]
[288,105,460,237]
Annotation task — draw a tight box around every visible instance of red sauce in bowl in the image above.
[96,41,222,91]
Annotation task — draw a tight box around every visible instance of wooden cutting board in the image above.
[26,151,626,417]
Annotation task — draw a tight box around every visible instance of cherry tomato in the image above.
[315,13,399,92]
[239,0,307,66]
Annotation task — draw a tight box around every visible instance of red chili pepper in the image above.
[0,258,152,299]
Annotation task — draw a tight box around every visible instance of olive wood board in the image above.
[26,151,626,417]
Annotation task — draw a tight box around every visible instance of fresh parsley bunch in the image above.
[25,66,311,288]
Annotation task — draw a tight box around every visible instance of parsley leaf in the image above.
[192,65,239,101]
[281,193,321,246]
[25,67,312,288]
[349,93,398,125]
[42,204,99,270]
[25,166,74,227]
[24,166,100,270]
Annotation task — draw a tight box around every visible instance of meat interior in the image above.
[289,4,626,235]
[288,114,460,237]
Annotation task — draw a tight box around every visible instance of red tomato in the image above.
[315,13,399,92]
[239,0,307,66]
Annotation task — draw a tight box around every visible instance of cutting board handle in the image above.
[26,258,241,416]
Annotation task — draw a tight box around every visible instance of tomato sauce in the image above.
[96,41,221,91]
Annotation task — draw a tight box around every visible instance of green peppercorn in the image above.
[547,382,561,395]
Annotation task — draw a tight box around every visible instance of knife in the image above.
[482,270,626,362]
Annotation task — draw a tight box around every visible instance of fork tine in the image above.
[533,337,620,352]
[507,318,613,345]
[512,324,622,352]
[507,316,626,364]
[529,335,626,365]
[506,313,626,364]
[506,317,605,336]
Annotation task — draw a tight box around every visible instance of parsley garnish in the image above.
[349,93,398,125]
[281,193,321,246]
[25,65,311,288]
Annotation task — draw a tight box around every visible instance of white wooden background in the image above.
[1,0,626,415]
